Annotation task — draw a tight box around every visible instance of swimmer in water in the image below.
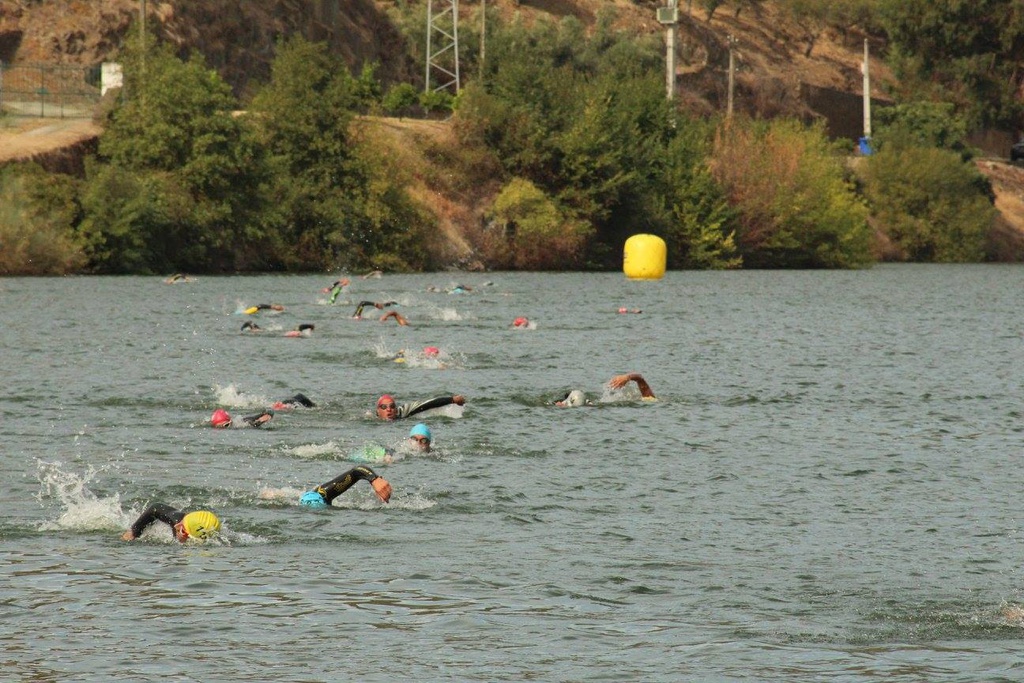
[241,321,263,332]
[554,373,657,406]
[353,301,398,319]
[374,393,465,421]
[210,408,274,428]
[347,423,434,464]
[243,304,285,315]
[608,372,656,399]
[299,466,392,508]
[271,393,316,410]
[617,307,642,314]
[284,323,315,338]
[553,389,592,407]
[513,316,530,328]
[379,310,409,326]
[121,506,220,542]
[324,278,351,304]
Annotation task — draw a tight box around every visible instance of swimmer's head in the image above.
[210,409,232,428]
[618,307,628,314]
[513,316,528,327]
[566,389,587,407]
[409,423,432,450]
[299,491,328,509]
[423,346,440,357]
[376,394,398,420]
[180,511,220,540]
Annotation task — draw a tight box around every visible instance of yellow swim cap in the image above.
[181,511,221,539]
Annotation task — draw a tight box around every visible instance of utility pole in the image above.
[657,1,679,100]
[727,35,736,118]
[139,0,146,68]
[862,38,871,139]
[426,0,461,94]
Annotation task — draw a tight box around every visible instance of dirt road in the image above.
[0,117,101,163]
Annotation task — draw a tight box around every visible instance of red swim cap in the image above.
[513,317,528,327]
[210,409,231,427]
[423,346,440,357]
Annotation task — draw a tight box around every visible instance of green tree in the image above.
[79,40,263,273]
[872,101,972,157]
[877,0,1024,129]
[862,145,995,262]
[710,118,873,268]
[457,15,677,267]
[661,122,741,269]
[250,35,430,271]
[382,82,420,117]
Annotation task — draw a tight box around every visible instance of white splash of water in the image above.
[35,460,130,532]
[285,441,343,459]
[212,384,270,408]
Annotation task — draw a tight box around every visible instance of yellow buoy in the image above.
[623,234,666,280]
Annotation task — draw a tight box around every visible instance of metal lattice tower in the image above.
[426,0,460,93]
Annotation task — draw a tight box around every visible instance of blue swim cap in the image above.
[409,423,432,442]
[299,491,327,509]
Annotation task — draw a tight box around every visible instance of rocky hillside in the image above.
[0,0,892,120]
[0,0,416,96]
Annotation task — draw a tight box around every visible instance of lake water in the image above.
[3,266,1024,682]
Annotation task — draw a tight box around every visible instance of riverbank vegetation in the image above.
[1,0,1020,275]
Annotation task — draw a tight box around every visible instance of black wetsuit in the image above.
[352,301,397,317]
[241,409,274,427]
[393,395,460,419]
[277,393,316,408]
[313,466,382,504]
[129,503,186,538]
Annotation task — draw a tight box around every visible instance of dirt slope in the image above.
[0,118,100,161]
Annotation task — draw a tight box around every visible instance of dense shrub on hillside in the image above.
[659,121,741,269]
[0,166,85,276]
[861,145,995,262]
[487,177,592,269]
[709,118,873,268]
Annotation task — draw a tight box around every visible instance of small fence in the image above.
[0,62,102,118]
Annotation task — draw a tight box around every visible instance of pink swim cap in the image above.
[423,346,440,357]
[210,409,231,427]
[513,317,528,327]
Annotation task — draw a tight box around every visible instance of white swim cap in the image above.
[566,390,587,407]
